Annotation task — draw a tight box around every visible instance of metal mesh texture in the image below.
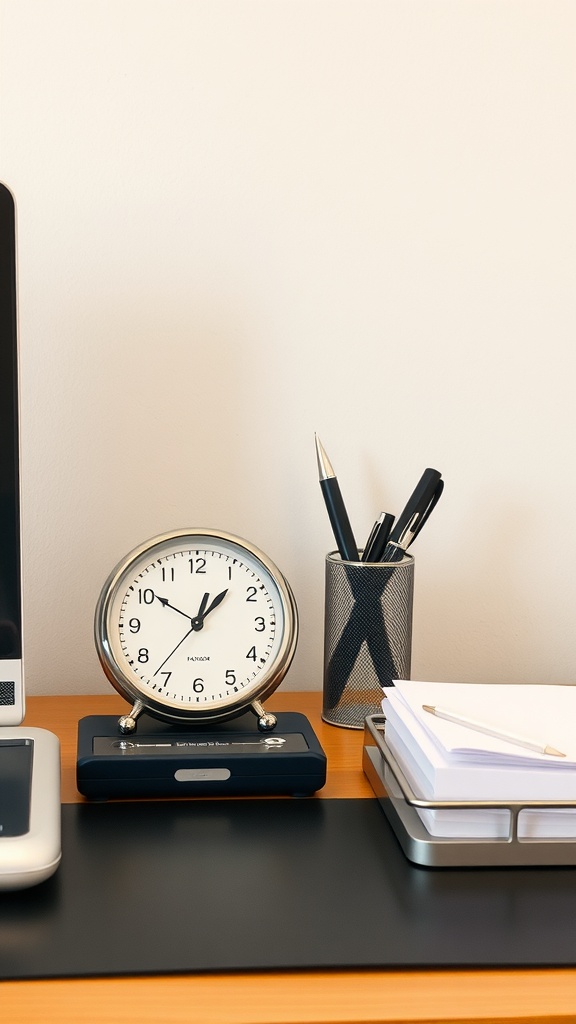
[322,553,414,728]
[0,680,15,705]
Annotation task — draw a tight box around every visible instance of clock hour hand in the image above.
[191,589,228,630]
[192,592,210,621]
[156,592,210,622]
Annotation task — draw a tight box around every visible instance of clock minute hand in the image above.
[204,589,228,617]
[191,589,228,630]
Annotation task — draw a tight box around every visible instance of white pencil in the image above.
[422,704,566,758]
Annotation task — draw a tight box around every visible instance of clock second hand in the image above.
[153,626,194,677]
[153,590,228,676]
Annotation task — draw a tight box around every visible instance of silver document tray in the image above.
[363,714,576,867]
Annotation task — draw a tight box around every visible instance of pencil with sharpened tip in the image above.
[422,704,566,758]
[315,434,359,562]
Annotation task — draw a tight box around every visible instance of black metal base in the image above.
[77,710,326,799]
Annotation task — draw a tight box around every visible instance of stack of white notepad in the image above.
[383,681,576,839]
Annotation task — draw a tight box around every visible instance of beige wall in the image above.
[1,0,575,695]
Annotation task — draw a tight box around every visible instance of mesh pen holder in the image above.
[322,552,414,728]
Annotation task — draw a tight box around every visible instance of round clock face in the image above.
[95,530,298,725]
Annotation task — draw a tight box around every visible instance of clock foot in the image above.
[251,700,277,732]
[118,700,145,734]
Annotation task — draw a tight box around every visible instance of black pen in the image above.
[315,435,359,562]
[382,468,443,562]
[362,511,395,563]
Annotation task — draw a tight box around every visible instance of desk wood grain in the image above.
[3,692,576,1024]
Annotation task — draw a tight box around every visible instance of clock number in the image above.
[138,648,149,663]
[193,679,204,692]
[246,646,257,661]
[189,558,206,574]
[246,586,258,602]
[225,670,236,686]
[159,671,172,685]
[129,618,141,633]
[138,588,155,605]
[161,566,175,582]
[254,617,265,632]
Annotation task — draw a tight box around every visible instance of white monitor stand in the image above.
[0,183,61,888]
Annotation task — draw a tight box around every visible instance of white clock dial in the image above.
[95,531,298,732]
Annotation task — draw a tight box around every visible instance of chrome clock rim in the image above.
[94,529,299,727]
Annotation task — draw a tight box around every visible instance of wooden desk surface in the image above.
[3,691,576,1024]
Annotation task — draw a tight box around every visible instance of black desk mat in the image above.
[2,798,576,979]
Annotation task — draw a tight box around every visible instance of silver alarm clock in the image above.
[95,529,298,734]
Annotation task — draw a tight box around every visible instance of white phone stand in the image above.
[0,727,61,889]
